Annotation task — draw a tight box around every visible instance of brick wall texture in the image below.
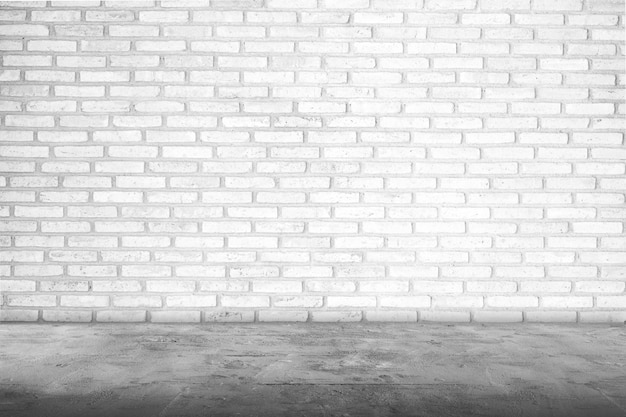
[0,0,625,323]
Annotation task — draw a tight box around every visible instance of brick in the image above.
[429,295,480,308]
[28,40,76,52]
[474,311,523,323]
[2,55,52,67]
[7,295,56,307]
[96,311,147,322]
[222,296,270,308]
[533,0,582,10]
[0,25,49,36]
[420,311,471,323]
[42,311,92,322]
[150,311,200,323]
[0,310,39,322]
[311,311,363,322]
[257,311,307,322]
[486,296,539,308]
[0,280,36,291]
[60,296,109,308]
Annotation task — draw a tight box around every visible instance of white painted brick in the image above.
[575,281,625,293]
[42,311,92,323]
[412,281,462,294]
[420,311,470,323]
[473,311,523,323]
[533,0,582,11]
[258,311,308,322]
[380,296,430,308]
[0,280,36,292]
[0,310,39,322]
[60,296,109,308]
[327,296,376,308]
[253,281,302,293]
[96,311,146,323]
[166,296,217,308]
[366,311,417,322]
[222,296,270,308]
[113,296,162,308]
[7,295,56,307]
[150,311,200,323]
[311,311,363,322]
[305,280,356,292]
[487,296,539,308]
[204,310,254,322]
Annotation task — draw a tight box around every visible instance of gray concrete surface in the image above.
[1,324,625,417]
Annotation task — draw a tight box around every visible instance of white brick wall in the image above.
[0,0,625,323]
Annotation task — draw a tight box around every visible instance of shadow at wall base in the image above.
[2,308,626,323]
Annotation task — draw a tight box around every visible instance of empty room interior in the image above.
[0,0,625,415]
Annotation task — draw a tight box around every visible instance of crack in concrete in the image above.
[156,387,187,417]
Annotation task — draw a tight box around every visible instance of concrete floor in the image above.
[1,325,625,417]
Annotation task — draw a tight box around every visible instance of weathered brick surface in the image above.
[0,0,624,322]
